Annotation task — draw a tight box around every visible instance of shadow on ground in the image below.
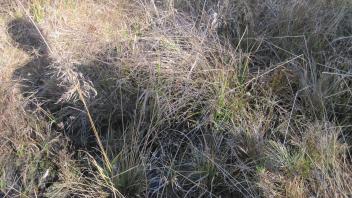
[5,18,254,197]
[8,18,138,150]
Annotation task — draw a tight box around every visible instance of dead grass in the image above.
[0,0,351,197]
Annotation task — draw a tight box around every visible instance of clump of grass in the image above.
[260,123,351,197]
[30,0,48,23]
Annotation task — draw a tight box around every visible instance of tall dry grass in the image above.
[0,0,351,197]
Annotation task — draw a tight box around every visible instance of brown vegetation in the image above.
[0,0,351,197]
